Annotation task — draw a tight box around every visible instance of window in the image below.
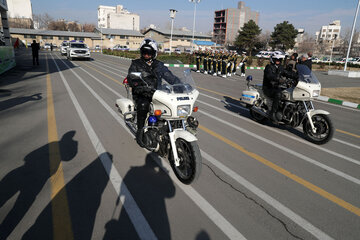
[334,29,339,32]
[323,29,326,32]
[59,36,69,40]
[328,29,332,32]
[120,35,128,39]
[42,36,53,40]
[74,37,85,40]
[24,35,36,39]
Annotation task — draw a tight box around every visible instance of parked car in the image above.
[95,45,101,50]
[163,48,171,54]
[174,48,181,54]
[112,44,129,51]
[184,49,193,54]
[256,51,272,58]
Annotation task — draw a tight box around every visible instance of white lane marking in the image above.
[50,55,158,240]
[197,104,360,185]
[200,151,333,240]
[333,138,360,150]
[58,56,246,240]
[89,60,128,75]
[74,58,337,239]
[199,92,360,159]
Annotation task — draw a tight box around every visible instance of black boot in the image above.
[136,129,145,148]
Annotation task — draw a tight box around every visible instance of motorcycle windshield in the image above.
[158,68,196,94]
[296,64,320,84]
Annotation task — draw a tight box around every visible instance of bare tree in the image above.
[48,21,67,31]
[297,33,316,54]
[33,13,54,29]
[83,23,96,32]
[67,22,81,32]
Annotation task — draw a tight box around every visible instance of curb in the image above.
[316,96,360,109]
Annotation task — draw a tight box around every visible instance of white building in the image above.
[6,0,33,19]
[316,20,341,42]
[98,5,139,31]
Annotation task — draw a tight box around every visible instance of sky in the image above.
[32,0,360,36]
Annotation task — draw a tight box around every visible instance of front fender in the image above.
[173,129,197,142]
[309,109,330,117]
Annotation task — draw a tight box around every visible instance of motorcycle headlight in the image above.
[177,105,191,117]
[313,90,320,97]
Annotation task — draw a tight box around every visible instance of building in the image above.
[98,5,140,31]
[143,27,212,51]
[94,28,143,50]
[1,0,16,74]
[316,20,341,42]
[9,28,101,48]
[213,1,259,45]
[5,0,33,28]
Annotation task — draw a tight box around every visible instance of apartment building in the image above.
[316,20,341,42]
[98,5,140,31]
[213,1,259,45]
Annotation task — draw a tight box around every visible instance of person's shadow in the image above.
[0,131,78,240]
[22,152,112,240]
[0,93,42,112]
[103,153,176,240]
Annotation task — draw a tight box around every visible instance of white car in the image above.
[174,48,181,54]
[43,43,51,50]
[112,44,130,51]
[67,41,90,60]
[60,41,69,56]
[163,48,171,54]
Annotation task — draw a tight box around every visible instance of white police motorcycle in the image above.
[116,69,202,184]
[241,64,334,145]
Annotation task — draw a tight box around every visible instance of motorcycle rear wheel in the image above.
[303,114,334,145]
[169,139,202,185]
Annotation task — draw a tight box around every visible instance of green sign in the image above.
[0,46,16,75]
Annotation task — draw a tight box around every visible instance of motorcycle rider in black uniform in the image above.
[263,54,298,123]
[127,38,180,147]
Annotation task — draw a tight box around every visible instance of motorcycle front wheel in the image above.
[169,138,202,185]
[303,114,334,145]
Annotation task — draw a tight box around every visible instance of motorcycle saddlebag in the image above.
[241,90,259,105]
[116,98,135,119]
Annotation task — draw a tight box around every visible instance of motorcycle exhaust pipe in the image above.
[251,106,269,118]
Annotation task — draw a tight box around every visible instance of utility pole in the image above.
[344,0,360,71]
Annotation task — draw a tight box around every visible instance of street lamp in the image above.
[344,0,360,71]
[99,24,104,54]
[329,34,337,66]
[189,0,201,51]
[169,9,177,55]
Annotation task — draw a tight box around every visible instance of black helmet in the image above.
[140,38,158,60]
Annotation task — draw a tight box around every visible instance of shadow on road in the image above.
[103,153,176,240]
[23,152,111,240]
[0,93,42,112]
[0,131,78,240]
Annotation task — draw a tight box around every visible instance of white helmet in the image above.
[140,38,158,60]
[270,52,285,64]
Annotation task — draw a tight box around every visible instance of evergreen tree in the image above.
[270,21,298,51]
[234,20,261,56]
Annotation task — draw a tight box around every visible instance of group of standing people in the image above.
[285,52,313,72]
[193,49,248,78]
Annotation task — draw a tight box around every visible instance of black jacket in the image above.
[127,58,180,97]
[263,63,297,90]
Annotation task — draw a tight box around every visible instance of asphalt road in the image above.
[0,50,359,240]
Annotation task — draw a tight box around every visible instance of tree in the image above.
[83,23,96,32]
[67,22,81,32]
[297,33,316,54]
[255,30,271,50]
[33,13,53,29]
[270,21,298,51]
[48,20,67,31]
[234,20,261,56]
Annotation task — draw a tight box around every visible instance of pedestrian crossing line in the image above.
[198,125,360,217]
[46,55,74,240]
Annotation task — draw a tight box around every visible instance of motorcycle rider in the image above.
[263,53,298,123]
[127,38,180,147]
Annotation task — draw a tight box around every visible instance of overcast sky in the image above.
[32,0,360,36]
